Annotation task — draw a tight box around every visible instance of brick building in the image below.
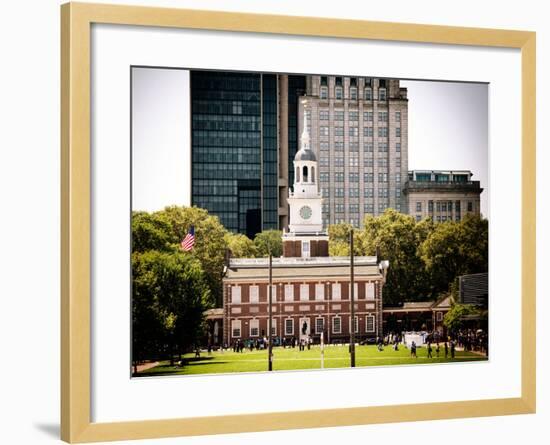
[222,107,388,346]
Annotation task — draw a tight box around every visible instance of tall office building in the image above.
[301,76,409,227]
[191,71,305,238]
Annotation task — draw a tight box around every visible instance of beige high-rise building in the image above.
[404,170,483,222]
[298,76,409,227]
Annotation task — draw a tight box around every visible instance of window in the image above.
[349,172,359,182]
[231,320,242,337]
[302,241,310,258]
[378,202,387,213]
[335,156,344,167]
[332,283,341,300]
[416,215,422,222]
[378,111,388,122]
[334,110,344,121]
[436,202,441,212]
[468,201,473,212]
[364,172,374,183]
[332,316,342,334]
[378,127,388,137]
[231,286,241,304]
[396,173,401,183]
[364,142,374,153]
[270,320,277,336]
[364,111,373,122]
[335,126,344,136]
[300,284,309,301]
[366,315,375,332]
[250,319,259,337]
[320,172,329,182]
[320,141,329,151]
[455,201,461,213]
[349,127,359,137]
[334,141,344,151]
[349,204,359,213]
[315,283,325,301]
[335,188,344,197]
[442,202,447,212]
[378,172,388,182]
[349,141,359,152]
[364,127,373,137]
[320,157,329,167]
[396,127,401,137]
[378,158,388,168]
[436,312,443,322]
[378,188,388,198]
[335,203,345,213]
[319,109,329,120]
[416,202,422,212]
[395,189,401,198]
[284,284,294,302]
[249,285,259,303]
[364,188,374,198]
[379,88,387,101]
[364,88,372,100]
[428,201,434,212]
[366,282,375,299]
[364,203,374,213]
[349,316,359,333]
[315,317,325,334]
[335,86,343,100]
[396,142,401,152]
[349,188,359,198]
[350,87,358,100]
[320,126,329,137]
[396,111,401,122]
[378,142,388,152]
[335,172,344,182]
[364,157,374,168]
[396,158,401,167]
[320,86,328,100]
[349,111,359,121]
[232,101,242,114]
[285,319,294,336]
[348,282,359,298]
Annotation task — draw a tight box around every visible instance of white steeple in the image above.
[287,101,324,234]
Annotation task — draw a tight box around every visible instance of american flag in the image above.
[180,226,195,251]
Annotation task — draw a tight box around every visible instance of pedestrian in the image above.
[427,342,433,358]
[444,341,449,359]
[436,342,440,357]
[450,340,456,359]
[194,346,200,358]
[411,341,417,358]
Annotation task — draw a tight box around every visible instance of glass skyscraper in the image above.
[191,71,306,238]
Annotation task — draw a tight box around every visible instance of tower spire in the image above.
[301,102,310,151]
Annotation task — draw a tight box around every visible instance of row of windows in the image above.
[230,315,376,337]
[320,172,398,183]
[416,200,474,213]
[319,84,387,101]
[319,110,401,123]
[229,282,376,304]
[319,126,401,138]
[319,141,401,152]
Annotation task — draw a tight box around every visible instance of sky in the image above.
[132,68,488,217]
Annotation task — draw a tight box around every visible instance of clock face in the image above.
[299,205,312,220]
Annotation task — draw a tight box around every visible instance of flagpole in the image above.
[268,252,273,371]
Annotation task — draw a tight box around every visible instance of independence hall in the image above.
[222,108,388,345]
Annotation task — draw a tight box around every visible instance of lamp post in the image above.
[350,228,356,368]
[326,281,331,345]
[268,252,273,371]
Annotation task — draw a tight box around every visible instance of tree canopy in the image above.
[253,229,283,257]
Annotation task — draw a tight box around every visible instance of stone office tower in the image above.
[300,76,409,227]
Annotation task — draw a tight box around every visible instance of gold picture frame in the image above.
[61,2,536,442]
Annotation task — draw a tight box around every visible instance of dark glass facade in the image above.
[261,74,278,230]
[287,76,306,186]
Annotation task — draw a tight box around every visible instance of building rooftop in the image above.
[229,256,378,269]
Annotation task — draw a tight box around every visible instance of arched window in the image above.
[311,166,315,183]
[296,167,300,183]
[303,165,309,183]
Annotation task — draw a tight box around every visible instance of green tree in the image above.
[443,301,480,332]
[225,232,257,258]
[132,250,212,367]
[158,206,228,306]
[420,214,488,293]
[328,223,362,256]
[254,230,283,257]
[132,211,173,253]
[358,209,433,304]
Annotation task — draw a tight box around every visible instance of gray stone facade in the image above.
[299,76,409,227]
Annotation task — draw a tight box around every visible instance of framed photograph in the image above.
[61,2,536,442]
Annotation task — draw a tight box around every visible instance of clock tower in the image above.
[283,104,329,258]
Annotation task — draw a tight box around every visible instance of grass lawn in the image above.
[136,344,487,377]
